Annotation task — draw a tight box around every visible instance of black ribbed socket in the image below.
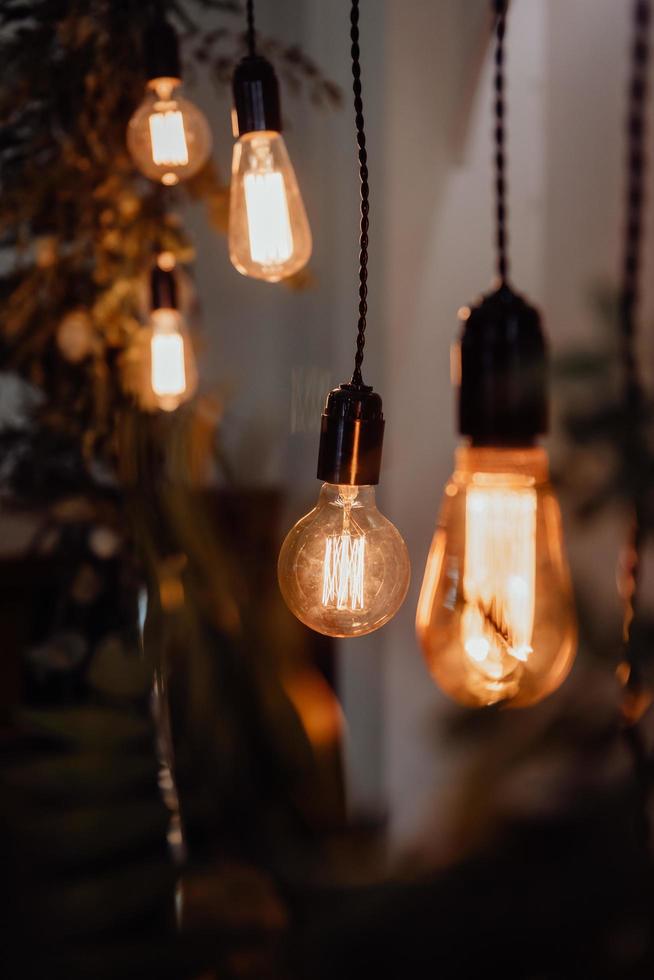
[151,266,178,311]
[316,384,384,486]
[144,18,181,83]
[457,283,548,445]
[232,56,282,137]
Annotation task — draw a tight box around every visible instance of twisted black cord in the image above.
[246,0,256,57]
[618,0,651,849]
[492,0,509,284]
[621,0,649,410]
[350,0,369,388]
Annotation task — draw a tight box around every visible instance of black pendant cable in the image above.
[616,0,652,849]
[231,0,282,143]
[349,0,370,390]
[457,0,547,447]
[493,0,509,287]
[316,0,384,485]
[246,0,256,57]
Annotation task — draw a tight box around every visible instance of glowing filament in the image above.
[151,332,186,398]
[322,533,365,610]
[244,171,293,265]
[462,484,536,680]
[149,110,189,166]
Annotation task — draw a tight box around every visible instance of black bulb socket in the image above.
[151,266,178,311]
[456,283,548,445]
[143,18,181,84]
[232,55,282,137]
[316,383,385,486]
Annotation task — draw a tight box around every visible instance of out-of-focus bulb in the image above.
[229,131,312,282]
[416,446,576,707]
[127,77,212,186]
[278,483,410,637]
[149,308,195,412]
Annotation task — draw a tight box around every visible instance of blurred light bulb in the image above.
[416,447,576,707]
[279,483,410,637]
[127,77,212,186]
[229,131,311,282]
[149,308,195,412]
[150,109,188,167]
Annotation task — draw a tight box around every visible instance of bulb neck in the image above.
[151,266,178,312]
[148,77,181,100]
[319,483,375,505]
[144,18,181,83]
[231,55,282,138]
[456,283,548,444]
[316,383,384,486]
[455,444,550,483]
[151,307,183,334]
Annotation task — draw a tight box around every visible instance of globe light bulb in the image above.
[416,446,576,708]
[148,307,196,412]
[228,131,312,282]
[127,77,212,186]
[278,482,410,638]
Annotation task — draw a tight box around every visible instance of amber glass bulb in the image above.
[278,483,410,638]
[229,131,312,282]
[127,77,212,186]
[416,447,576,708]
[149,308,197,412]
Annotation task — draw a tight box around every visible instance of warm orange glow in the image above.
[121,312,197,414]
[322,533,365,610]
[229,131,311,282]
[320,486,365,610]
[158,554,187,612]
[278,483,410,638]
[244,170,294,265]
[159,573,185,612]
[152,332,186,398]
[417,447,576,707]
[127,77,211,185]
[283,670,344,748]
[157,251,177,272]
[149,109,189,166]
[149,308,193,412]
[462,482,536,686]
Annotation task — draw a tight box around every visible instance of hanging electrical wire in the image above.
[616,0,653,849]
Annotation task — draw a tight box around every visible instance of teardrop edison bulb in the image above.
[229,131,312,282]
[127,77,212,186]
[149,307,197,412]
[278,483,410,638]
[416,446,576,708]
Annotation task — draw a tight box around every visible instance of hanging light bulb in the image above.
[417,287,577,707]
[127,18,211,186]
[135,259,197,412]
[229,130,311,280]
[279,0,408,638]
[279,386,410,637]
[417,2,576,707]
[149,306,191,411]
[417,446,577,707]
[228,37,311,281]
